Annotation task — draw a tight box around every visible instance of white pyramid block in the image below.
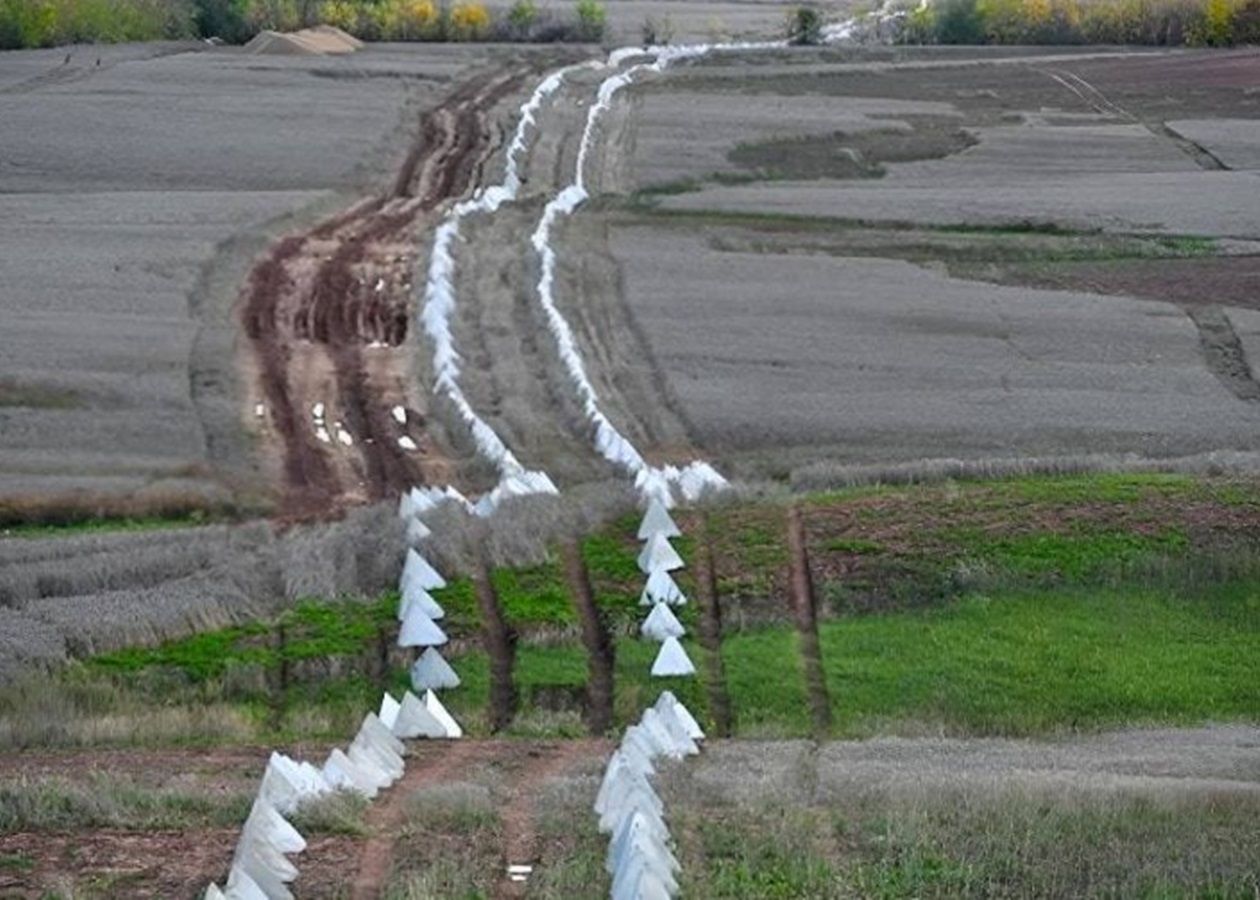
[351,736,403,782]
[609,827,678,888]
[598,778,667,834]
[649,705,699,757]
[639,569,686,607]
[391,690,449,739]
[204,885,226,900]
[405,516,431,546]
[360,712,407,757]
[609,808,676,871]
[411,647,461,691]
[233,842,293,897]
[408,486,439,514]
[638,533,683,575]
[424,689,463,738]
[347,743,396,788]
[637,499,681,541]
[622,724,666,763]
[379,692,402,729]
[242,798,306,855]
[400,582,445,621]
[641,603,685,641]
[651,637,695,678]
[617,737,656,777]
[639,708,684,759]
[234,833,297,882]
[398,492,417,521]
[655,691,704,741]
[258,754,303,815]
[596,760,663,819]
[612,864,674,900]
[224,867,269,900]
[322,748,379,799]
[401,548,447,591]
[399,604,448,648]
[595,752,656,816]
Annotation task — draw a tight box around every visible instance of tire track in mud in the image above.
[241,69,527,521]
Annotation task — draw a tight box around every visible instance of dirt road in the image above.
[241,68,529,521]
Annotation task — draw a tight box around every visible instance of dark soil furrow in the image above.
[238,69,527,519]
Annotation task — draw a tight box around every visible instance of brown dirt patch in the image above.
[241,68,528,523]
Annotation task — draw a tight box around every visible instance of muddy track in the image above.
[241,69,527,521]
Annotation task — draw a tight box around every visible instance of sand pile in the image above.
[242,25,362,56]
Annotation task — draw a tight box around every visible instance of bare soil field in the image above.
[0,41,499,514]
[539,46,1260,479]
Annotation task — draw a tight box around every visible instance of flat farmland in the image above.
[568,46,1260,480]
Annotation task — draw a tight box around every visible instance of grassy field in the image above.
[5,472,1257,747]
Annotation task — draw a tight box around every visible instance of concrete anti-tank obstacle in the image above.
[640,707,696,758]
[639,568,686,607]
[224,866,269,900]
[241,798,306,856]
[405,515,431,546]
[398,603,448,648]
[232,840,296,900]
[401,548,447,592]
[641,602,685,641]
[399,582,445,621]
[346,742,396,789]
[655,691,703,741]
[637,533,684,575]
[637,498,681,541]
[381,689,452,738]
[650,637,695,678]
[322,748,380,799]
[204,885,227,900]
[259,752,330,815]
[424,688,463,738]
[411,646,461,691]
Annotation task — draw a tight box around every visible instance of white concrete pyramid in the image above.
[224,867,269,900]
[399,582,445,621]
[655,691,704,741]
[643,707,697,758]
[637,533,683,575]
[398,492,418,521]
[424,688,463,738]
[204,885,227,900]
[641,602,685,641]
[612,863,674,900]
[649,704,699,757]
[242,797,306,855]
[637,498,681,541]
[411,647,461,691]
[639,568,686,607]
[650,636,695,677]
[232,842,295,900]
[359,712,407,757]
[401,548,447,591]
[598,777,667,834]
[610,828,679,887]
[347,742,397,788]
[609,808,676,870]
[391,689,450,739]
[379,692,402,729]
[259,753,307,815]
[399,603,448,648]
[322,748,379,799]
[405,516,431,546]
[596,759,663,819]
[617,735,656,777]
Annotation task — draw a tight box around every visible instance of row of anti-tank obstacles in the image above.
[206,488,703,898]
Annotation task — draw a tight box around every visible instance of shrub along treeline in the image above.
[899,0,1260,45]
[0,0,606,49]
